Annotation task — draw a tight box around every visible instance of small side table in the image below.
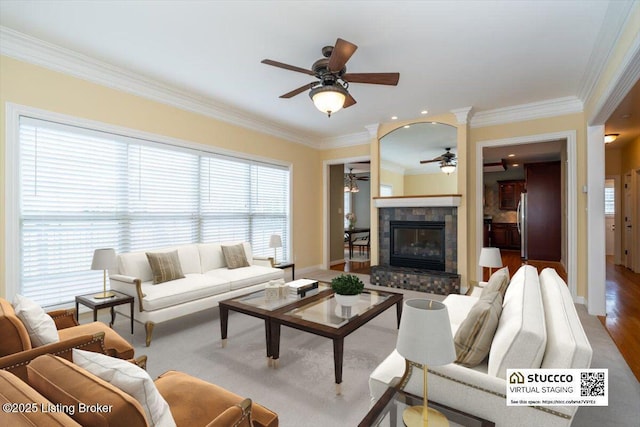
[273,261,295,280]
[75,291,134,334]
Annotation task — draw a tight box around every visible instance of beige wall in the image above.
[404,172,458,195]
[469,113,588,297]
[621,137,640,173]
[379,168,404,196]
[0,55,324,298]
[605,147,623,175]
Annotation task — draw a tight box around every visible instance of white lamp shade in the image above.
[479,247,502,268]
[91,248,116,270]
[269,234,282,249]
[396,299,456,366]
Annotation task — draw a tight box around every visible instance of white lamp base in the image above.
[93,291,116,299]
[403,405,449,427]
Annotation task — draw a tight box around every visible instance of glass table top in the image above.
[234,281,330,311]
[284,290,393,328]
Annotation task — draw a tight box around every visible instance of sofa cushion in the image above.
[73,349,175,427]
[480,267,510,299]
[140,274,231,312]
[147,250,186,284]
[27,354,147,427]
[12,294,59,347]
[488,265,547,378]
[442,294,479,333]
[199,243,226,272]
[221,244,250,269]
[539,268,592,370]
[0,369,81,427]
[208,265,284,291]
[118,245,201,281]
[454,290,503,367]
[58,322,135,359]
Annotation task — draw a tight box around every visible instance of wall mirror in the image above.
[379,122,458,196]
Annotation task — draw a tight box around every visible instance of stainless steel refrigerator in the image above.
[517,192,527,261]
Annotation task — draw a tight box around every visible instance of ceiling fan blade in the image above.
[279,82,317,98]
[342,72,400,86]
[343,93,357,108]
[419,158,442,164]
[261,59,315,76]
[328,38,358,72]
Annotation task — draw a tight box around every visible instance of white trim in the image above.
[470,97,583,129]
[319,131,371,149]
[586,126,606,315]
[4,104,21,301]
[0,26,319,148]
[374,196,461,208]
[451,107,473,125]
[578,0,637,103]
[588,30,640,125]
[606,174,623,265]
[475,131,578,301]
[322,155,371,270]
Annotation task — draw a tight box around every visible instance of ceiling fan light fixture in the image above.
[310,84,347,117]
[604,133,619,143]
[440,161,456,175]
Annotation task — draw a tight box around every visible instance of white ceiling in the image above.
[0,1,634,147]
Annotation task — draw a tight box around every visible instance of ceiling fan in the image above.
[262,38,400,117]
[420,147,457,174]
[344,168,369,192]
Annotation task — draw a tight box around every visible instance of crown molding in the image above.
[319,130,371,149]
[0,26,320,148]
[578,0,637,103]
[470,96,584,128]
[451,107,473,125]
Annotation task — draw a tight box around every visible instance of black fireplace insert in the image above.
[390,220,445,271]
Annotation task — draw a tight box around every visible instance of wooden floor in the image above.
[330,248,371,275]
[482,249,568,282]
[601,256,640,382]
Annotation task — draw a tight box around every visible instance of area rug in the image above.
[104,270,640,427]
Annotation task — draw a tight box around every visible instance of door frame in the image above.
[322,155,370,269]
[605,174,622,265]
[475,131,578,301]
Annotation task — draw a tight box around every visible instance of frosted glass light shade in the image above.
[310,85,346,116]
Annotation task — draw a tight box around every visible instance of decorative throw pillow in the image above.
[221,244,250,269]
[146,250,185,284]
[454,290,503,367]
[73,349,176,427]
[481,266,510,299]
[12,294,59,347]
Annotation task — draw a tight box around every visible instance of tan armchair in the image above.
[0,297,134,360]
[2,354,279,427]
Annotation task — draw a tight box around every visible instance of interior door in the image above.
[624,173,633,268]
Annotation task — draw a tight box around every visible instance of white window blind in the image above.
[18,117,290,307]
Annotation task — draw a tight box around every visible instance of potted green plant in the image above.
[331,274,365,307]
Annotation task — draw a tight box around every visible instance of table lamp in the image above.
[479,247,502,276]
[269,234,282,264]
[396,299,456,427]
[91,248,116,299]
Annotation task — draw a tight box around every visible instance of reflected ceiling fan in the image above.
[344,168,368,193]
[262,38,400,117]
[420,147,457,175]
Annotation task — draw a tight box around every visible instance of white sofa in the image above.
[109,242,284,346]
[369,265,592,427]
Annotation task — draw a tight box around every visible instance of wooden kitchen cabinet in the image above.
[491,222,521,249]
[498,180,525,211]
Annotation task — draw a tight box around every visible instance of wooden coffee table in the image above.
[219,283,403,394]
[359,386,495,427]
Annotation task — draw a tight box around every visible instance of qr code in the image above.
[581,372,605,396]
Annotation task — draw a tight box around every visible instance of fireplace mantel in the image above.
[373,195,461,208]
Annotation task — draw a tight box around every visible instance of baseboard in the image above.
[329,259,346,266]
[296,265,324,275]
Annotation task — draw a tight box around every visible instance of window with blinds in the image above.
[19,117,290,307]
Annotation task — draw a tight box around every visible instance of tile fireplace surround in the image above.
[372,205,460,295]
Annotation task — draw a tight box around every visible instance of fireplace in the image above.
[390,220,445,271]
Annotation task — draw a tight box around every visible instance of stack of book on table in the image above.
[287,279,319,297]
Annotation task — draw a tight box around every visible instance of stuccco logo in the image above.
[509,371,525,384]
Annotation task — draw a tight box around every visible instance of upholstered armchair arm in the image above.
[110,274,145,312]
[253,256,274,267]
[0,332,107,382]
[47,308,79,329]
[205,398,252,427]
